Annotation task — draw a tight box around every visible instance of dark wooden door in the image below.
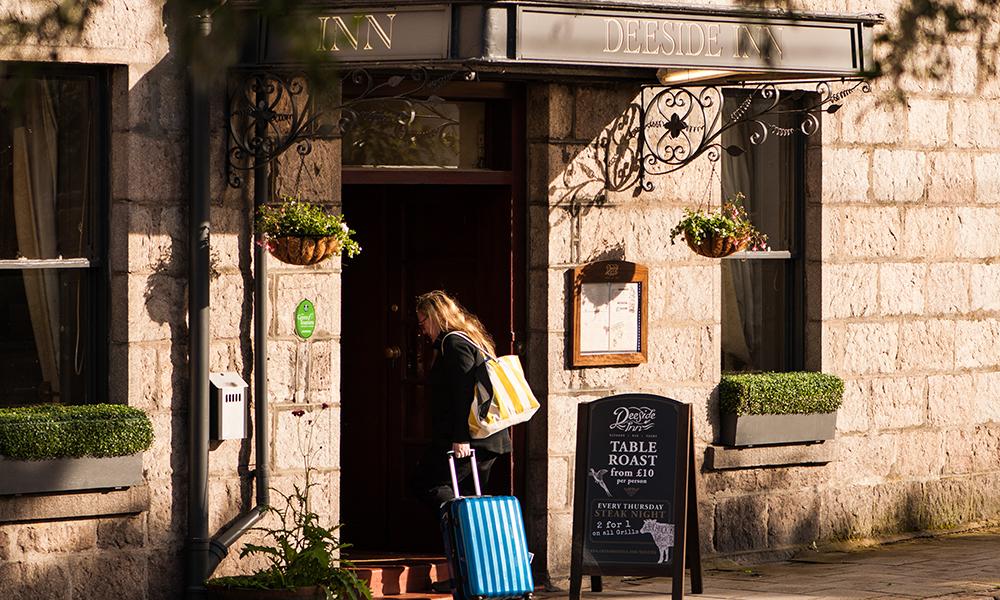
[341,184,517,551]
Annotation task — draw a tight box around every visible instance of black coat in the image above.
[428,331,511,455]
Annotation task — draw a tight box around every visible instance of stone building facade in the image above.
[1,0,999,598]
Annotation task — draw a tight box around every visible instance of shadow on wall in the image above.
[113,4,259,598]
[702,453,995,559]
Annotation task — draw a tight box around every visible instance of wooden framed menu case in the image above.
[571,260,648,367]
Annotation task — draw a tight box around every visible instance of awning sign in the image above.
[517,7,867,73]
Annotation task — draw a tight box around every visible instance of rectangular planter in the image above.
[0,453,143,495]
[720,412,837,447]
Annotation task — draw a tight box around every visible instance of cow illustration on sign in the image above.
[640,519,675,564]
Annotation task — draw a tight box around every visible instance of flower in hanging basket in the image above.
[668,193,768,258]
[256,197,362,265]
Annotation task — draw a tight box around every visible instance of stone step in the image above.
[352,557,450,596]
[372,594,453,600]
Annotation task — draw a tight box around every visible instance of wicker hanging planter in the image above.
[257,198,361,266]
[268,235,342,266]
[670,192,768,259]
[684,230,749,259]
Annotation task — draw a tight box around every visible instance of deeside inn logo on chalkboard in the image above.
[609,406,655,432]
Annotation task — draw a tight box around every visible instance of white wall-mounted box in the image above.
[209,372,248,441]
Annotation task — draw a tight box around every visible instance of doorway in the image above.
[340,85,525,553]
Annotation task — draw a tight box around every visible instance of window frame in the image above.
[720,89,811,374]
[0,64,110,406]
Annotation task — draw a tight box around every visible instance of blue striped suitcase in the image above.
[441,451,534,600]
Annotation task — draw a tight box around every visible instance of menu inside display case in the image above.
[572,261,648,367]
[579,282,641,354]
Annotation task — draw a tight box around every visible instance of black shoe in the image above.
[431,580,453,593]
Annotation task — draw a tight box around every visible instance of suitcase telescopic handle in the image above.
[446,449,482,498]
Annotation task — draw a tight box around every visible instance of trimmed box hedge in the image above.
[719,372,844,416]
[0,403,154,460]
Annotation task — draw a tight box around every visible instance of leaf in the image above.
[826,104,842,114]
[632,186,644,198]
[387,75,405,87]
[725,145,745,156]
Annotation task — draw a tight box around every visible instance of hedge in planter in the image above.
[0,403,154,494]
[718,372,844,447]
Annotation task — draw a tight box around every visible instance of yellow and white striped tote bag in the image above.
[443,332,541,439]
[468,353,541,438]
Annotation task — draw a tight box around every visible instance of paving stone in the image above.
[539,528,1000,600]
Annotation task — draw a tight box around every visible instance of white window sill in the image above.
[724,250,793,260]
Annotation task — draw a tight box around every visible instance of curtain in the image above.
[12,81,61,396]
[720,95,756,371]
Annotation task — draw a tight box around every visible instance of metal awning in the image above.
[240,1,881,83]
[227,1,883,191]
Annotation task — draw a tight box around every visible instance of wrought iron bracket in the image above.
[551,78,872,204]
[225,67,470,189]
[226,71,319,189]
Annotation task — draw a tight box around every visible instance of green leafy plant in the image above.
[0,403,154,460]
[719,372,844,416]
[207,482,370,600]
[256,197,362,259]
[669,192,768,252]
[207,406,371,600]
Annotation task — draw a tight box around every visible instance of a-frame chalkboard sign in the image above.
[570,394,703,600]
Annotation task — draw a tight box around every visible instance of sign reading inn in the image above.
[255,3,875,80]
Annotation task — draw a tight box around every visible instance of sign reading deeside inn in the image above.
[254,2,873,77]
[517,6,868,72]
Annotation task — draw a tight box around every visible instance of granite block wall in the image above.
[0,3,343,598]
[524,25,1000,583]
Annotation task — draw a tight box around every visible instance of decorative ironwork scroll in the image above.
[551,78,872,204]
[226,72,319,188]
[226,67,469,188]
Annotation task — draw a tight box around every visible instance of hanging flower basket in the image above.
[684,230,748,258]
[256,197,361,266]
[269,236,342,266]
[669,192,768,259]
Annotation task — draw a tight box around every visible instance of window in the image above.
[342,100,488,168]
[0,67,107,406]
[720,90,814,373]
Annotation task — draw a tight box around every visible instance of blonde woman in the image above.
[413,290,512,507]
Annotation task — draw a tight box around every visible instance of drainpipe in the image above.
[184,14,274,598]
[203,81,272,574]
[185,10,213,600]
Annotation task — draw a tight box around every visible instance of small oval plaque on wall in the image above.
[295,299,316,339]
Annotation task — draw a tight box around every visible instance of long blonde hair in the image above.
[415,290,496,356]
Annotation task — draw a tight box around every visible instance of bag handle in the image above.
[446,448,482,498]
[440,330,497,362]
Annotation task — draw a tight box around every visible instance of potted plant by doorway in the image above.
[206,406,371,600]
[256,197,362,266]
[204,478,371,600]
[669,192,768,258]
[0,403,153,495]
[718,371,844,447]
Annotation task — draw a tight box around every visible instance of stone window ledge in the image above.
[0,485,149,524]
[705,440,837,471]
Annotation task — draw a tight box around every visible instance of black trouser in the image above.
[413,447,500,509]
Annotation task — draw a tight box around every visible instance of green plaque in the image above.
[295,299,316,339]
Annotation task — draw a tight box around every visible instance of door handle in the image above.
[385,346,402,359]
